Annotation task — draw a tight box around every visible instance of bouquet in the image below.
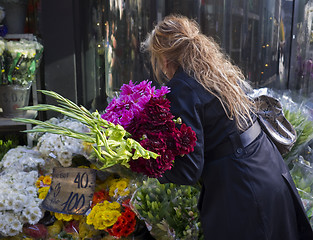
[0,146,45,237]
[0,38,43,86]
[130,178,202,240]
[86,175,138,238]
[102,80,197,178]
[13,90,159,171]
[32,118,91,167]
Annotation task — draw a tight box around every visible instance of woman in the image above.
[142,15,313,239]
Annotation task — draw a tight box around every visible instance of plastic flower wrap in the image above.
[250,87,313,163]
[290,157,313,227]
[283,108,313,163]
[130,178,202,240]
[1,38,43,86]
[0,146,45,237]
[102,80,197,178]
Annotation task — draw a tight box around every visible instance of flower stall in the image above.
[0,82,313,239]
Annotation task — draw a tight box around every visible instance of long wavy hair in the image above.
[142,14,254,130]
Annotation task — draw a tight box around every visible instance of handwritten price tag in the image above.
[42,167,96,215]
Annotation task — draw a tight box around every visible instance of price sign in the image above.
[42,167,96,215]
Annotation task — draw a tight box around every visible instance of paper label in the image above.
[42,167,96,215]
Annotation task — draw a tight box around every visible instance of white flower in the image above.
[4,196,15,210]
[10,219,23,232]
[0,201,5,211]
[0,221,4,231]
[12,199,24,213]
[36,118,89,167]
[4,212,15,225]
[5,227,20,237]
[27,206,42,224]
[22,207,31,219]
[25,186,37,196]
[16,194,29,206]
[14,182,25,192]
[0,146,45,172]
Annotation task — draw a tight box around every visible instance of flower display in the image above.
[131,178,203,240]
[86,173,138,238]
[102,80,197,178]
[0,38,43,86]
[0,146,45,237]
[28,164,140,239]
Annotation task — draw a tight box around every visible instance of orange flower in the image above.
[91,189,110,208]
[43,176,52,185]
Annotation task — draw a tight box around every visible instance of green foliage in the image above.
[283,109,313,162]
[0,137,19,161]
[132,178,202,240]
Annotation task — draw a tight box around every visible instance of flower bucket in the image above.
[0,83,31,117]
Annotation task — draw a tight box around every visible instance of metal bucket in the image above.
[0,83,31,117]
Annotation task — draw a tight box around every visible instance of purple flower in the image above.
[101,80,170,127]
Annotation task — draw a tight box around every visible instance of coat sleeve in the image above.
[158,78,204,185]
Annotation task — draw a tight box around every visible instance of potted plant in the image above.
[0,37,43,117]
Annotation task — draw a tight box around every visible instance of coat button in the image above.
[236,148,243,154]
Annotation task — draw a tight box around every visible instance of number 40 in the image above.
[74,172,88,188]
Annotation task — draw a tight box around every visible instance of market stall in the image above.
[0,82,313,240]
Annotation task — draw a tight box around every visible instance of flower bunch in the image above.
[108,177,131,199]
[102,80,197,178]
[0,38,43,86]
[131,178,202,240]
[34,118,90,167]
[14,90,159,170]
[0,146,45,237]
[102,80,170,128]
[85,174,138,238]
[106,199,137,238]
[35,175,51,199]
[87,200,121,230]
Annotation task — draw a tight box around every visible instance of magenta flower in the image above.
[102,80,196,178]
[101,80,169,127]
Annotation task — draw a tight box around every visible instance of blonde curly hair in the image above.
[142,14,254,130]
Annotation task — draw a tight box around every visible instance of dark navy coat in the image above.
[158,68,313,240]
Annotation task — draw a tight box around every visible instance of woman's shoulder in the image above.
[167,68,215,102]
